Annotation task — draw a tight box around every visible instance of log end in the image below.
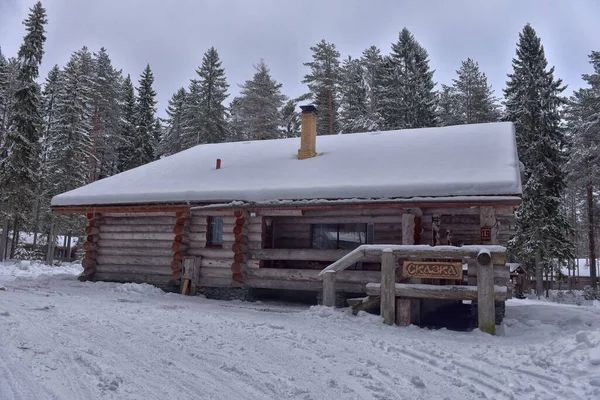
[477,249,492,266]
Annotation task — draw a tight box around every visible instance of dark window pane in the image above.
[207,216,223,246]
[311,224,338,249]
[337,223,367,249]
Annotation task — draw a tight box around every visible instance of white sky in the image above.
[1,0,599,115]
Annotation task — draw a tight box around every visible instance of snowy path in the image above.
[1,263,599,399]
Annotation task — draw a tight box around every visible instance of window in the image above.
[311,223,372,250]
[206,216,223,247]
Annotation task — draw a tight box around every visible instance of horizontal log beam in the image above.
[97,239,173,249]
[249,248,353,261]
[101,212,176,217]
[97,255,173,266]
[95,264,172,276]
[187,248,234,259]
[99,224,175,233]
[102,217,176,226]
[89,272,171,286]
[246,268,380,284]
[244,278,365,293]
[199,266,234,279]
[198,258,234,268]
[467,263,510,279]
[99,232,174,241]
[365,283,508,301]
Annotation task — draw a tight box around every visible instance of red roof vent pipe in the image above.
[216,158,222,170]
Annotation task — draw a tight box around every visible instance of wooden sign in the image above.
[402,261,463,280]
[481,227,492,242]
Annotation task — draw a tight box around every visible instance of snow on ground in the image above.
[1,262,599,400]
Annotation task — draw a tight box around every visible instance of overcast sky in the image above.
[1,0,599,116]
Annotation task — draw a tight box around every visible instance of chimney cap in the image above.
[300,104,319,114]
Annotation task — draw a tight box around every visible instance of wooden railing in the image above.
[318,245,507,335]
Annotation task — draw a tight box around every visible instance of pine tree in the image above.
[235,59,287,140]
[90,47,123,180]
[565,51,600,290]
[504,24,573,294]
[46,47,94,197]
[0,1,48,220]
[0,49,7,145]
[303,40,341,135]
[117,74,136,172]
[159,87,187,157]
[439,58,501,125]
[381,28,436,130]
[127,64,158,169]
[196,47,229,144]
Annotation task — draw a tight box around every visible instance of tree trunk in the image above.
[588,184,597,290]
[10,216,19,259]
[535,251,543,298]
[65,231,72,261]
[0,218,9,261]
[46,221,55,264]
[32,198,41,247]
[328,88,333,135]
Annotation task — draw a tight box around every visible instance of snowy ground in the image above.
[1,261,599,400]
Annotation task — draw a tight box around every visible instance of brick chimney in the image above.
[298,104,318,160]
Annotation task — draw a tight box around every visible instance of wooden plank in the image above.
[402,261,463,280]
[95,264,172,276]
[322,271,336,307]
[480,206,499,245]
[302,209,404,217]
[97,239,173,249]
[468,277,508,286]
[102,217,176,225]
[366,283,508,301]
[223,232,261,243]
[380,250,396,325]
[191,210,235,217]
[396,298,411,326]
[97,255,173,266]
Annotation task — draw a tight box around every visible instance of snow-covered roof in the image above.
[51,122,522,207]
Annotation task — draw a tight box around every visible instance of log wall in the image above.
[92,212,178,286]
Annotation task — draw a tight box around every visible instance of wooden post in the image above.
[395,298,411,326]
[381,249,396,325]
[402,213,420,325]
[480,206,498,244]
[322,271,336,307]
[476,248,495,335]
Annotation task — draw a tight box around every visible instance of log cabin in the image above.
[51,105,522,330]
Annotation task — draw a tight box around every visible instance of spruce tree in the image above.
[235,59,287,140]
[117,74,136,172]
[159,87,187,157]
[565,51,600,290]
[179,78,201,149]
[439,58,500,125]
[0,57,20,150]
[504,24,573,293]
[339,56,370,133]
[46,47,94,197]
[90,47,123,180]
[0,49,7,145]
[0,1,47,220]
[127,64,158,169]
[361,46,385,131]
[196,47,229,144]
[280,99,301,138]
[381,28,436,130]
[303,40,341,135]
